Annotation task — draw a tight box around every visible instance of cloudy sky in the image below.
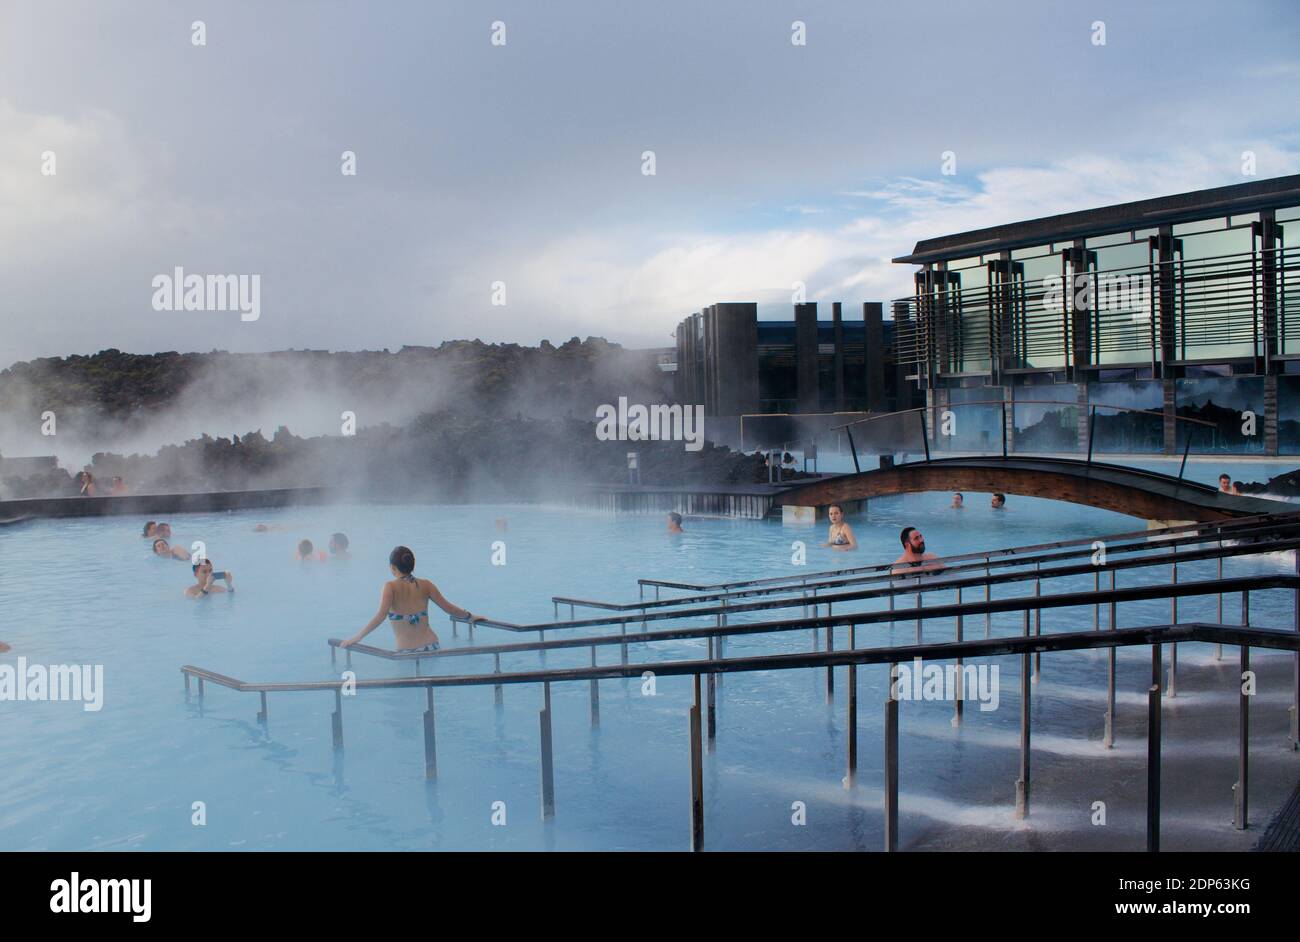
[2,0,1299,362]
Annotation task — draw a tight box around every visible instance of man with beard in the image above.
[892,526,943,574]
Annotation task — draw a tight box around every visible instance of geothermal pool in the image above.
[1,462,1298,851]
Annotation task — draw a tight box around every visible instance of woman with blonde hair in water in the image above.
[339,546,485,653]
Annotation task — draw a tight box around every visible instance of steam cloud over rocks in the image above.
[0,338,783,499]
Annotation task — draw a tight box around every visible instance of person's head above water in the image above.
[389,545,416,577]
[1218,473,1232,492]
[156,522,172,538]
[152,539,171,556]
[329,532,349,553]
[899,526,926,555]
[192,558,212,579]
[828,504,844,524]
[142,521,157,537]
[297,539,314,557]
[991,493,1006,509]
[667,512,683,532]
[951,493,963,507]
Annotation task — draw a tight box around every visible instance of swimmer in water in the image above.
[156,522,173,539]
[892,526,943,574]
[329,532,351,559]
[0,641,10,653]
[339,545,485,652]
[297,539,325,561]
[185,559,233,598]
[142,521,158,538]
[821,504,857,551]
[951,492,963,509]
[991,493,1006,510]
[1218,473,1232,494]
[667,512,683,534]
[152,538,190,561]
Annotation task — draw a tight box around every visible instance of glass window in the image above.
[1089,380,1163,453]
[1011,243,1053,260]
[1174,376,1265,454]
[1012,383,1079,454]
[1085,231,1131,249]
[1176,225,1257,361]
[1276,205,1300,222]
[1172,217,1227,236]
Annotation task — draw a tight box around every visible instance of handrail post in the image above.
[706,636,717,750]
[690,674,704,852]
[423,686,437,780]
[921,408,932,463]
[1292,548,1299,751]
[1015,619,1031,819]
[1168,546,1179,698]
[1105,568,1118,749]
[1147,643,1162,852]
[1216,550,1224,660]
[589,646,600,728]
[884,663,899,851]
[332,688,344,752]
[984,557,992,638]
[915,587,923,644]
[1176,421,1192,484]
[1086,405,1097,467]
[845,623,857,789]
[1234,594,1250,829]
[824,603,834,701]
[540,682,556,820]
[493,652,503,707]
[1032,567,1042,683]
[845,425,861,474]
[257,691,268,729]
[1001,400,1008,459]
[954,587,964,727]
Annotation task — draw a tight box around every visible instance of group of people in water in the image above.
[141,517,485,654]
[144,520,236,595]
[76,469,128,497]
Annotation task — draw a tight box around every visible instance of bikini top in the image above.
[389,574,427,624]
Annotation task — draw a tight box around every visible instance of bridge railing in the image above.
[829,400,1220,471]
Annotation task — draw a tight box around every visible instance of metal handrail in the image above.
[193,619,1300,696]
[333,570,1300,667]
[473,535,1300,635]
[631,509,1299,596]
[558,513,1300,613]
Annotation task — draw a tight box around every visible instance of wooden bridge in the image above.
[773,456,1287,522]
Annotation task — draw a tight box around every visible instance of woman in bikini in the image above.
[821,504,858,551]
[339,545,485,652]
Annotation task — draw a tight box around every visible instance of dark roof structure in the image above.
[893,173,1300,265]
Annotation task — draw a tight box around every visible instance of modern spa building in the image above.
[891,173,1300,455]
[673,302,913,415]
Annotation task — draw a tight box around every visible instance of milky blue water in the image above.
[1,461,1297,851]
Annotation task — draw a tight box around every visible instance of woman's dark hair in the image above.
[331,532,349,550]
[298,539,314,555]
[389,545,416,575]
[667,512,682,525]
[829,503,843,514]
[900,526,916,548]
[153,539,168,551]
[143,521,156,536]
[192,558,211,573]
